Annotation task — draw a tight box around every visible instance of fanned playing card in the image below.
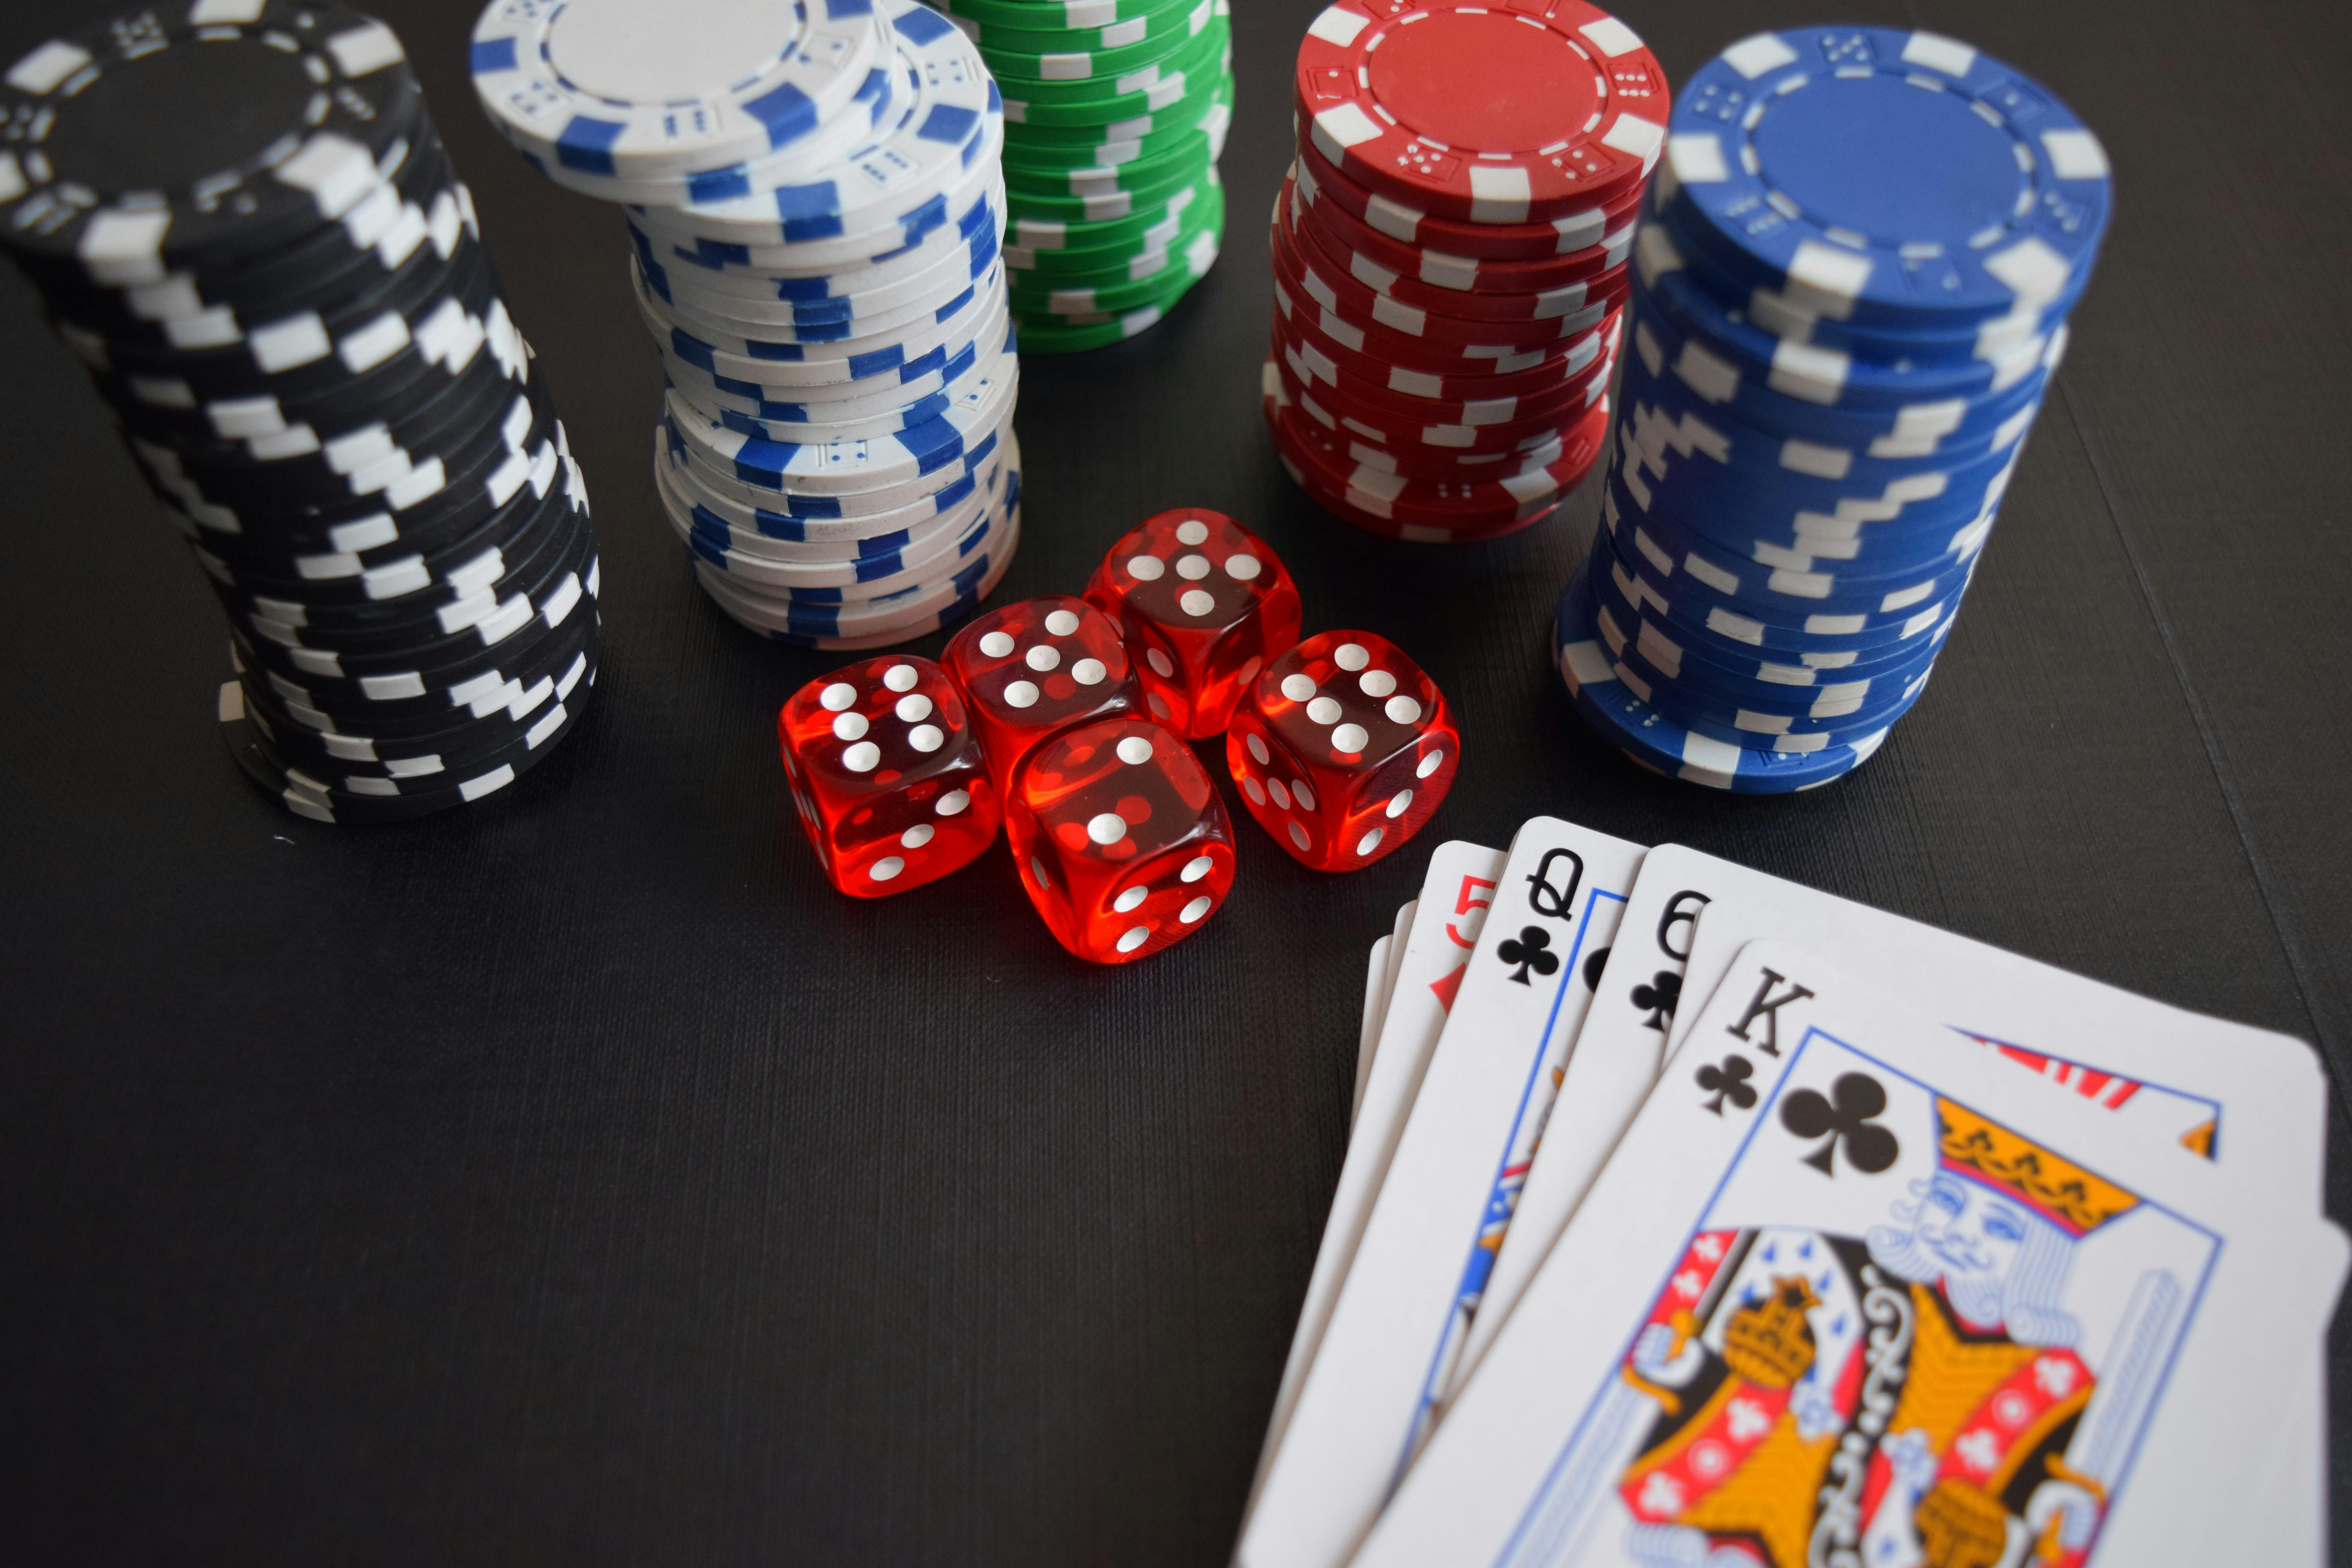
[1352,940,2346,1568]
[1450,851,1716,1396]
[1239,842,1504,1530]
[1240,819,1645,1568]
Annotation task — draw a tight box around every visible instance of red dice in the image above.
[1084,507,1302,739]
[779,655,1000,897]
[1005,717,1237,963]
[1227,632,1457,872]
[942,595,1145,799]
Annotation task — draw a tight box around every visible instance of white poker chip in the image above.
[657,2,1000,241]
[469,0,888,183]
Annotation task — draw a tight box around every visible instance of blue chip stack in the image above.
[1551,26,2111,792]
[472,0,1021,650]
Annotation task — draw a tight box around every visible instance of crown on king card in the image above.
[1720,1275,1819,1390]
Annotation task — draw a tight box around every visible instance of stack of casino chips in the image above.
[0,1,598,825]
[1261,0,1666,543]
[472,0,1022,651]
[1552,26,2111,793]
[945,0,1232,353]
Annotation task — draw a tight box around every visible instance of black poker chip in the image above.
[0,2,428,278]
[1,5,596,824]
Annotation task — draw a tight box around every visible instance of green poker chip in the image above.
[1007,251,1213,352]
[986,13,1226,105]
[947,0,1202,54]
[937,0,1189,30]
[999,47,1230,127]
[1007,171,1220,257]
[999,86,1229,174]
[1002,126,1216,198]
[978,0,1215,83]
[1003,152,1203,221]
[997,73,1224,146]
[1007,181,1224,293]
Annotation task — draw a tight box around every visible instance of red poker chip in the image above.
[1267,359,1611,521]
[1294,1,1666,224]
[1271,219,1625,374]
[1295,470,1559,542]
[1271,364,1593,477]
[1271,370,1611,487]
[1281,173,1631,329]
[1272,313,1616,435]
[1274,271,1619,399]
[1272,195,1630,353]
[1296,139,1646,264]
[1269,332,1613,457]
[1289,162,1635,299]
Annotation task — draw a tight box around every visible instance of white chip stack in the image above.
[472,0,1021,648]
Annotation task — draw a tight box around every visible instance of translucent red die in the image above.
[1005,716,1237,963]
[1227,631,1458,872]
[941,594,1145,799]
[1083,507,1302,739]
[778,655,1000,898]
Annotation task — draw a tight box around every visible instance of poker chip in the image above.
[953,0,1232,349]
[1554,563,1888,792]
[1267,2,1658,540]
[0,2,597,824]
[473,0,1021,646]
[1549,27,2109,792]
[1293,0,1666,225]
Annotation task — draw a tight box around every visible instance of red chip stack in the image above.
[1263,0,1669,543]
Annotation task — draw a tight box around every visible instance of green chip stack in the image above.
[941,0,1231,353]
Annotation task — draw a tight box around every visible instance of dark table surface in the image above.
[5,0,2347,1563]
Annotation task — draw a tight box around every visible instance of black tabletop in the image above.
[5,1,2346,1563]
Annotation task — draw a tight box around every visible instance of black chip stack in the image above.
[0,0,598,824]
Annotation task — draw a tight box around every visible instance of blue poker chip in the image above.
[1649,192,2088,369]
[1628,644,1935,751]
[1553,563,1891,793]
[1622,286,2060,452]
[1613,339,2040,517]
[1585,536,1957,684]
[1656,27,2112,331]
[1589,520,1965,657]
[1601,459,2001,603]
[1595,586,1947,723]
[1632,231,2059,412]
[1596,484,1977,624]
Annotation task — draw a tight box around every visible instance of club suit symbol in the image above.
[1781,1072,1900,1176]
[1695,1054,1756,1115]
[1581,945,1611,992]
[1632,969,1680,1031]
[1496,925,1559,986]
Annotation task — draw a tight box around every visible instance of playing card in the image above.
[1240,819,1645,1568]
[1450,855,1715,1396]
[1355,902,1416,1127]
[1657,847,2325,1198]
[1646,846,2335,1567]
[1354,940,2348,1568]
[1357,932,1394,1130]
[1241,844,1504,1528]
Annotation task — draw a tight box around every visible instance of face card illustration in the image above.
[1354,942,2344,1568]
[1642,847,2336,1568]
[1240,819,1644,1568]
[1453,857,1714,1396]
[1241,844,1504,1528]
